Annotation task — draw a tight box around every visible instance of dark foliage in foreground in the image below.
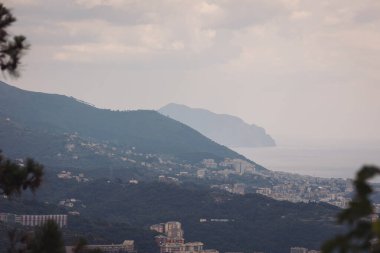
[322,166,380,253]
[0,3,29,78]
[28,220,65,253]
[0,150,43,197]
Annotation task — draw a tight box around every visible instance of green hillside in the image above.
[0,81,245,164]
[1,177,341,253]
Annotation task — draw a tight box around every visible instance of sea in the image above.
[232,140,380,180]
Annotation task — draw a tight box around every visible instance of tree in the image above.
[0,150,44,197]
[0,4,39,198]
[0,4,65,253]
[27,220,66,253]
[6,228,31,253]
[1,149,45,253]
[0,3,29,78]
[322,166,380,253]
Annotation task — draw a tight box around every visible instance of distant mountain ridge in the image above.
[0,81,246,165]
[159,103,276,148]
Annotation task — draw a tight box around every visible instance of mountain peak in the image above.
[159,103,276,148]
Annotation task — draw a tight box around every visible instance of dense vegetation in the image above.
[1,171,342,253]
[0,199,159,253]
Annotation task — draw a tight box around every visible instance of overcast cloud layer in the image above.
[3,0,380,144]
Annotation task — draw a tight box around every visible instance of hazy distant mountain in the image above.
[159,103,276,148]
[0,81,246,165]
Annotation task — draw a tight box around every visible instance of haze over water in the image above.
[233,140,380,179]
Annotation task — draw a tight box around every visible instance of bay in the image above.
[232,142,380,179]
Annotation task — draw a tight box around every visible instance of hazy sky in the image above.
[3,0,380,144]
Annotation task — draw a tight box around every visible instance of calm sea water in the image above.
[232,143,380,179]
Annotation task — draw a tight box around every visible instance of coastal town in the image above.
[54,134,355,208]
[52,133,356,208]
[0,138,361,253]
[54,154,354,209]
[0,133,370,253]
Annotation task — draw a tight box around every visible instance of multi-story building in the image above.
[203,250,219,253]
[19,214,67,228]
[166,222,184,239]
[66,240,136,253]
[197,169,206,178]
[233,184,245,195]
[202,159,218,169]
[151,221,217,253]
[160,242,204,253]
[0,213,16,223]
[256,188,272,196]
[155,235,185,245]
[151,223,166,233]
[151,221,184,237]
[290,247,308,253]
[184,242,203,252]
[0,213,67,228]
[160,243,185,253]
[220,159,255,175]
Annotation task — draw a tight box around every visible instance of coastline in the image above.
[232,143,380,179]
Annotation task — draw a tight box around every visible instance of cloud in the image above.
[354,7,380,24]
[53,43,148,62]
[290,10,311,20]
[74,0,126,8]
[3,0,380,141]
[50,18,219,64]
[7,0,380,72]
[3,0,40,6]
